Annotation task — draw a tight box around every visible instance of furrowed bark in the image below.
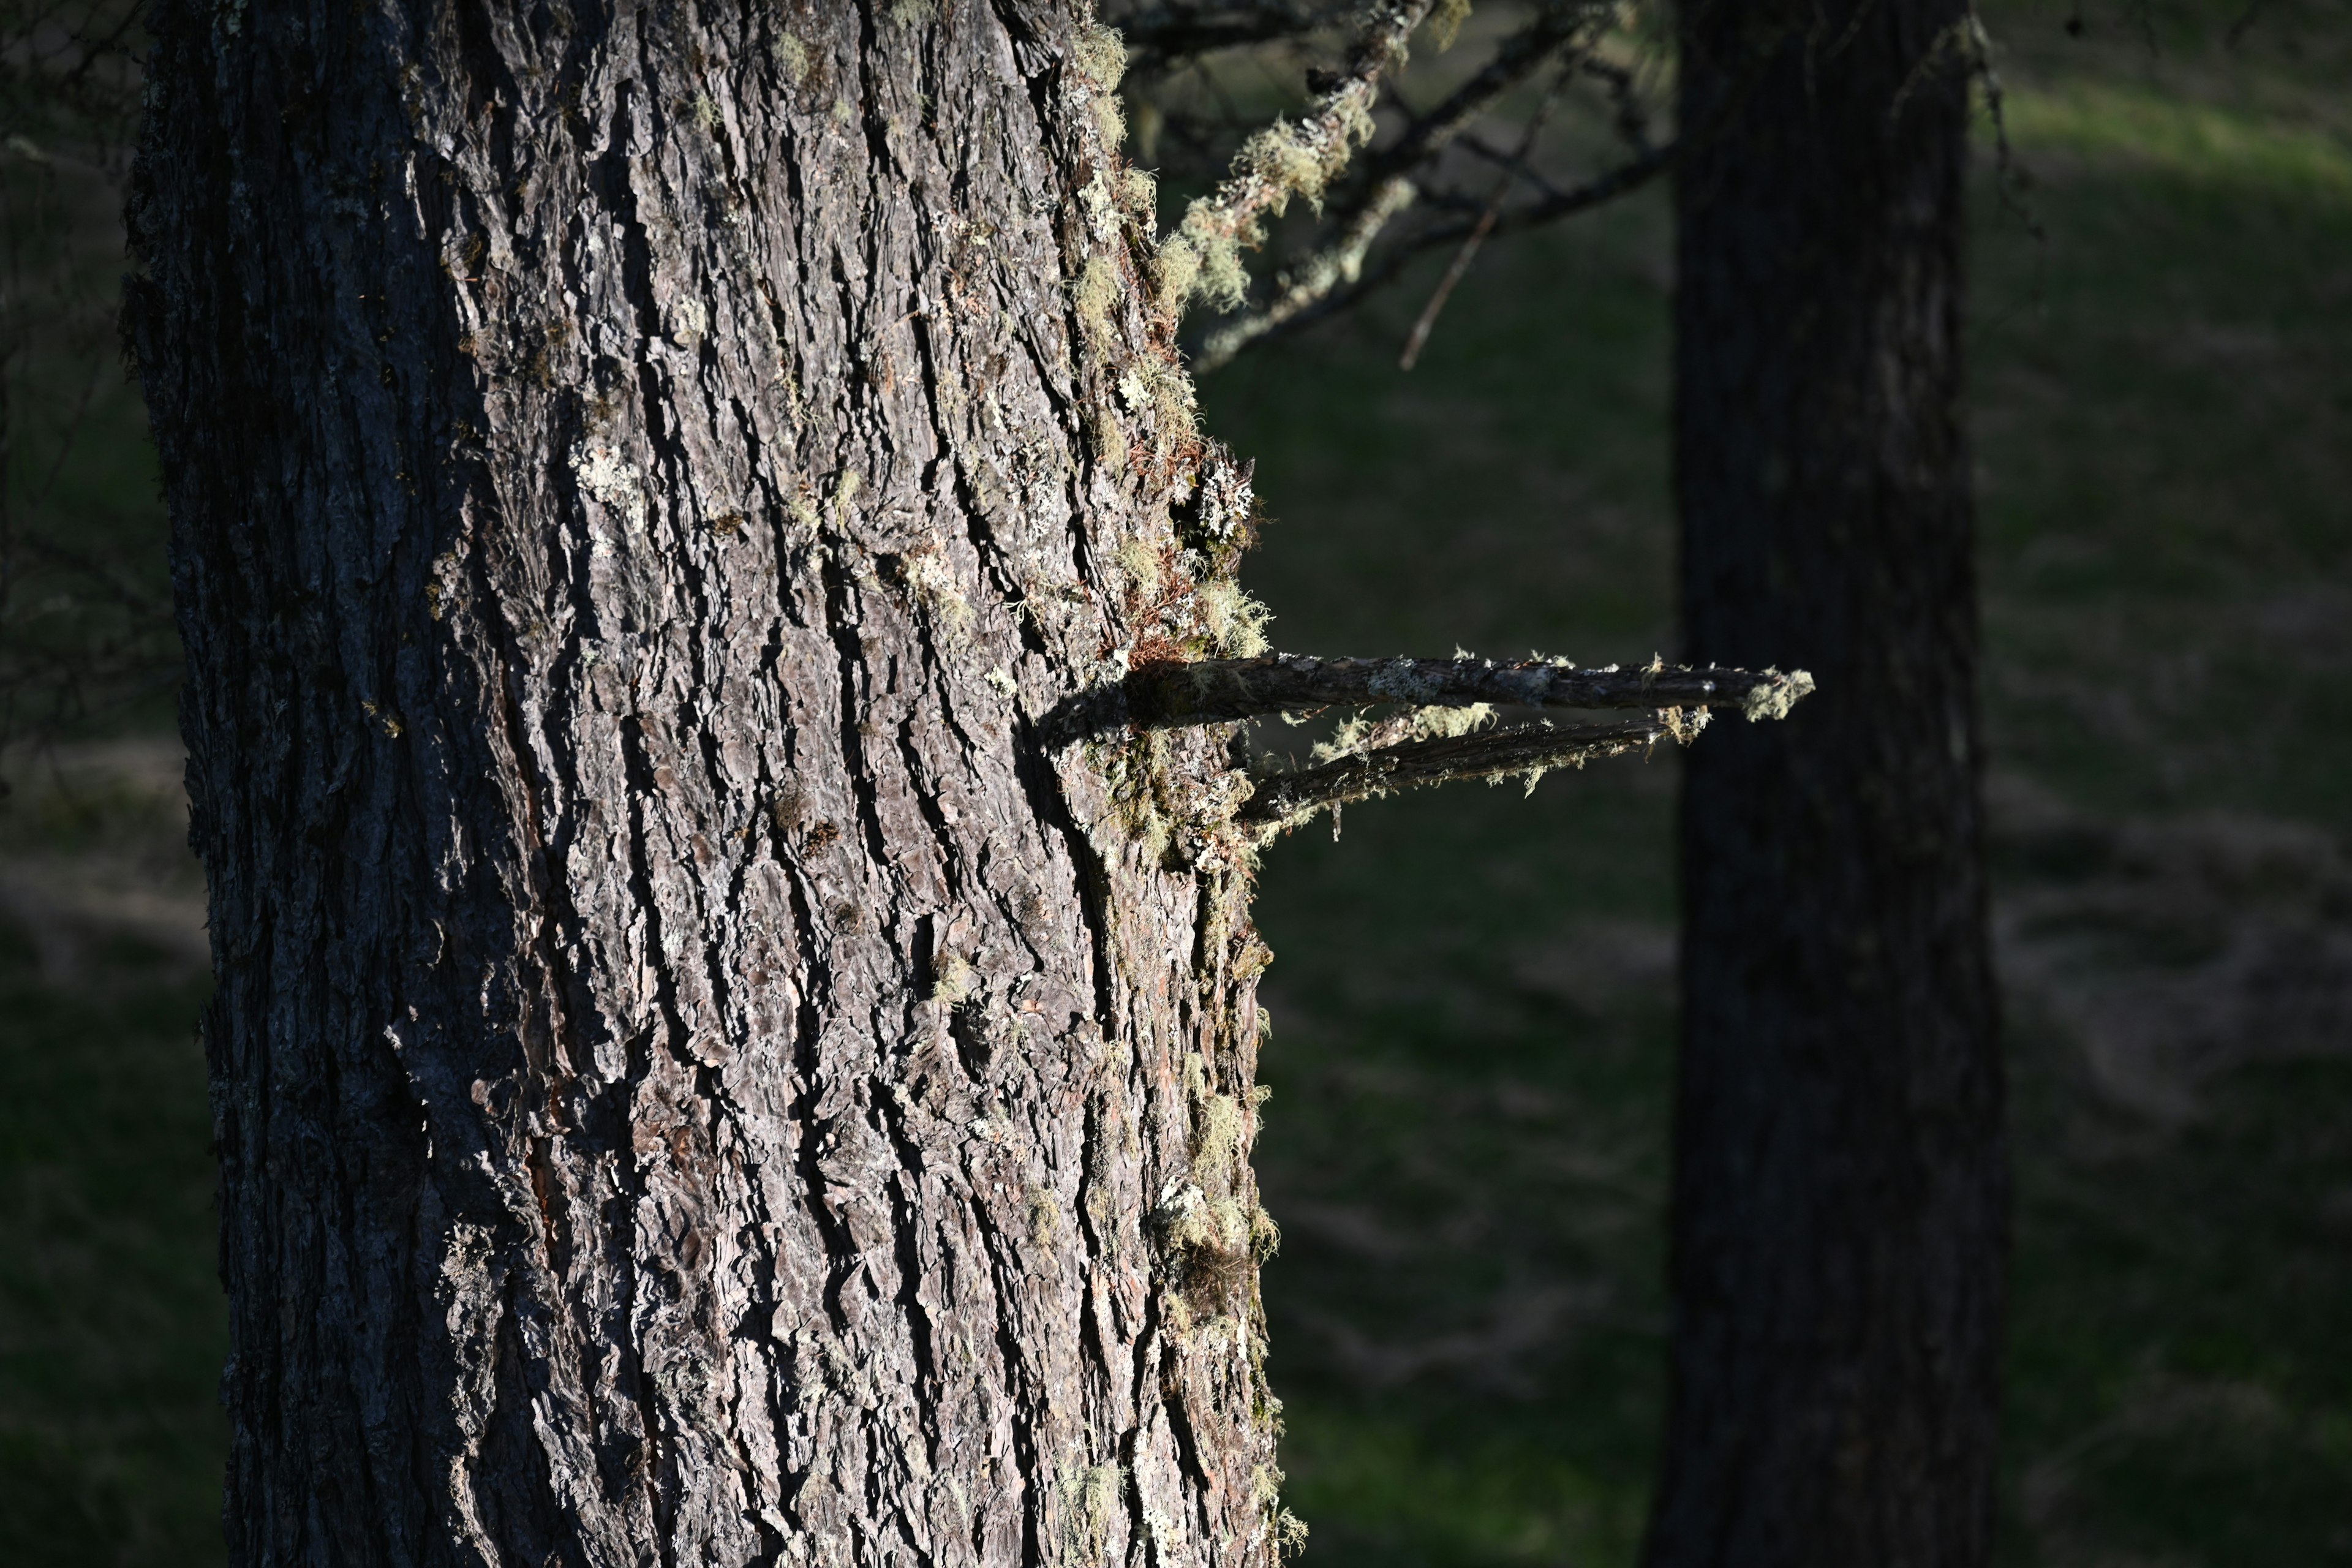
[1646,0,2007,1563]
[1126,653,1812,727]
[128,4,1297,1564]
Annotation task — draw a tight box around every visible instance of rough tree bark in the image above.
[128,5,1296,1563]
[1646,1,2008,1565]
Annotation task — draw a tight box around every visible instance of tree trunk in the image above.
[128,5,1289,1564]
[1648,2,2007,1564]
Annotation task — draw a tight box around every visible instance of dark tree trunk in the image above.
[1648,1,2007,1564]
[127,4,1291,1564]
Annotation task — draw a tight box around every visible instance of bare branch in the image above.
[1237,715,1672,831]
[1130,652,1815,727]
[1399,59,1573,369]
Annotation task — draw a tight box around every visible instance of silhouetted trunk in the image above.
[127,4,1289,1564]
[1648,1,2007,1564]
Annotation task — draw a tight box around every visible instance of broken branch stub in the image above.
[1128,653,1815,727]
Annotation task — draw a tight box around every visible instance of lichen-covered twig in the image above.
[1236,715,1670,831]
[1155,0,1439,318]
[1129,652,1815,726]
[1189,5,1595,370]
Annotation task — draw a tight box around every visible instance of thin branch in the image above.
[1449,130,1577,200]
[1129,652,1815,726]
[1237,715,1670,831]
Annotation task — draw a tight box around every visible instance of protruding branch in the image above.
[1129,653,1815,726]
[1237,716,1670,831]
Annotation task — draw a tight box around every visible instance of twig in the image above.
[1237,715,1670,831]
[1400,62,1571,370]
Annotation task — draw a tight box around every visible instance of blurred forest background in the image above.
[2,2,2348,1563]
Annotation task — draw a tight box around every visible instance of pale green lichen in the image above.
[774,32,811,87]
[1114,535,1163,594]
[787,490,821,538]
[1116,165,1157,225]
[1276,1509,1310,1558]
[1427,0,1473,50]
[1070,18,1126,91]
[889,0,937,24]
[902,545,974,631]
[1194,579,1272,657]
[1250,1202,1281,1257]
[1193,1092,1244,1180]
[1156,79,1381,317]
[1072,255,1120,343]
[1743,666,1816,722]
[571,441,647,532]
[928,952,973,1006]
[1099,729,1177,860]
[1313,702,1491,763]
[1092,410,1130,469]
[1026,1184,1061,1245]
[1412,703,1492,740]
[1661,705,1711,744]
[1057,1462,1124,1562]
